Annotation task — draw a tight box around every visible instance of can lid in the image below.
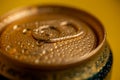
[0,5,105,69]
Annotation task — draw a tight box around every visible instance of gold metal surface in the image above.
[0,5,112,80]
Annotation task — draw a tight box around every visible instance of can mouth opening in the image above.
[0,5,106,70]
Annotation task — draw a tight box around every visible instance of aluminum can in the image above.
[0,5,112,80]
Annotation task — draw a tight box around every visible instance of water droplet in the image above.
[86,37,90,40]
[31,44,35,48]
[53,43,57,46]
[56,49,59,52]
[44,56,48,60]
[60,21,68,26]
[79,49,82,52]
[49,55,53,58]
[75,46,78,49]
[70,54,74,57]
[22,29,27,34]
[59,44,62,47]
[35,59,39,64]
[18,42,21,45]
[67,45,70,48]
[13,25,19,30]
[20,45,24,48]
[50,52,53,56]
[54,46,58,49]
[5,45,11,51]
[9,48,17,55]
[88,44,91,48]
[57,53,61,56]
[61,48,64,52]
[64,42,68,45]
[83,46,86,49]
[69,49,72,52]
[62,54,65,57]
[42,50,46,54]
[81,42,85,45]
[21,49,25,54]
[15,55,19,59]
[40,30,44,34]
[27,43,31,46]
[50,48,53,51]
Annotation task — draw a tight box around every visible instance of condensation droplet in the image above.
[31,44,35,48]
[5,45,11,51]
[81,42,85,45]
[15,55,19,59]
[21,49,25,54]
[44,56,48,60]
[50,48,53,51]
[35,59,39,64]
[9,48,17,55]
[83,46,86,49]
[59,44,62,47]
[42,50,46,54]
[13,25,19,30]
[64,42,68,45]
[20,45,24,48]
[18,42,21,45]
[61,48,64,52]
[27,43,31,46]
[86,37,90,40]
[67,45,71,48]
[56,49,59,52]
[88,44,91,48]
[22,29,27,34]
[75,46,78,49]
[65,47,68,50]
[54,46,58,49]
[57,53,61,56]
[60,21,68,26]
[62,54,65,57]
[40,30,44,34]
[70,54,74,57]
[69,49,72,52]
[53,43,57,46]
[49,55,53,58]
[88,39,91,43]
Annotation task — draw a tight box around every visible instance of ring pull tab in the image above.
[32,20,86,42]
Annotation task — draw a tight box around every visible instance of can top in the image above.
[0,5,105,69]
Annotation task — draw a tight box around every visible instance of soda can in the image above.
[0,5,113,80]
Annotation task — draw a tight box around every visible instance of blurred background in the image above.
[0,0,120,80]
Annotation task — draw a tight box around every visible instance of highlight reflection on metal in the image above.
[0,5,112,80]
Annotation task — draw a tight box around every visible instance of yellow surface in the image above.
[0,0,120,80]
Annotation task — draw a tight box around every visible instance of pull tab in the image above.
[32,20,86,42]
